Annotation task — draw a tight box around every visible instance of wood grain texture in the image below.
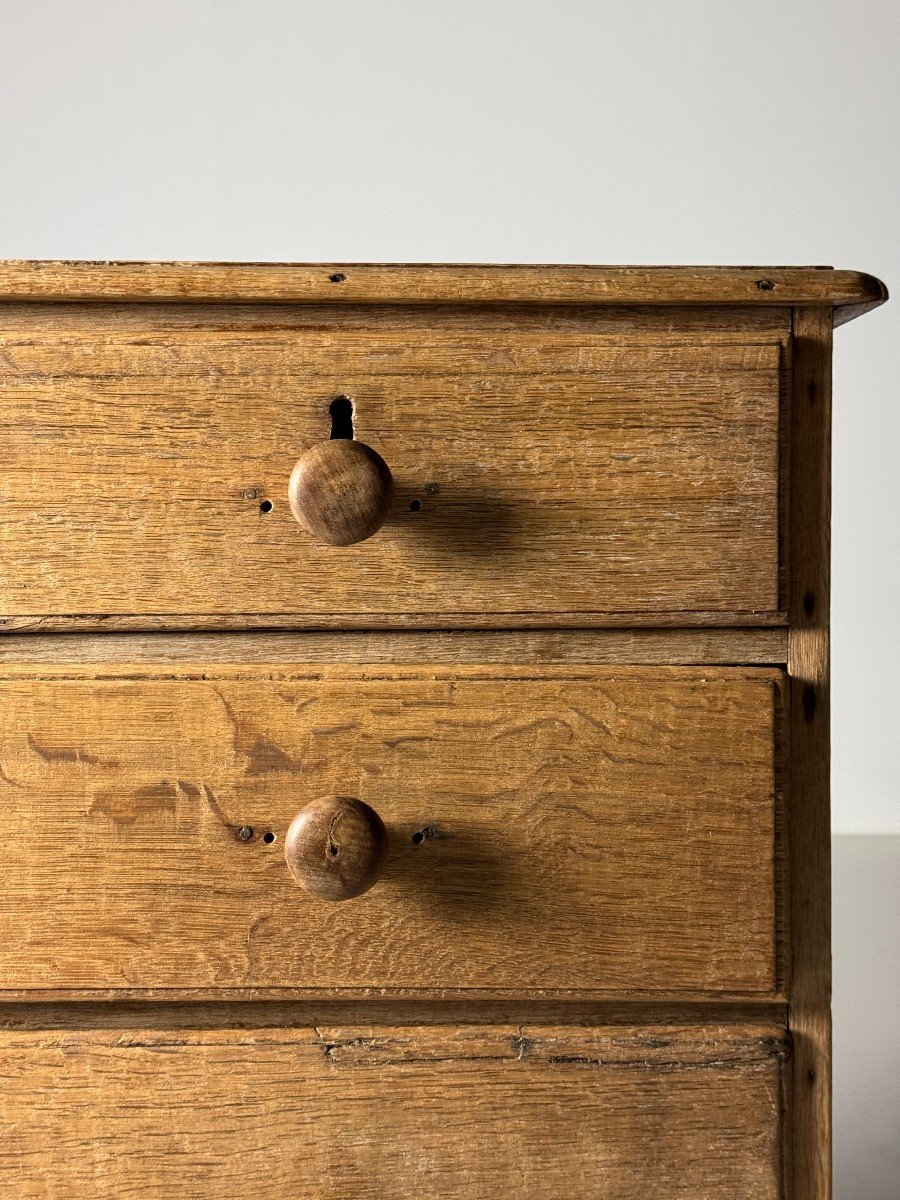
[0,277,872,1197]
[287,439,394,545]
[0,259,886,319]
[0,325,782,624]
[788,308,833,1200]
[0,628,789,666]
[0,610,789,632]
[0,999,789,1032]
[0,665,781,997]
[0,299,797,340]
[284,795,388,900]
[0,1022,787,1199]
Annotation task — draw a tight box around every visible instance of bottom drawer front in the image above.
[0,1023,785,1199]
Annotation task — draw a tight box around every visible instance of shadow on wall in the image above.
[833,835,900,1200]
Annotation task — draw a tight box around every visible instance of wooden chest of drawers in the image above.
[0,262,887,1198]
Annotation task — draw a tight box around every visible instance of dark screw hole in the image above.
[412,826,437,845]
[236,825,254,842]
[411,831,425,844]
[328,272,347,284]
[329,395,355,440]
[409,499,421,512]
[259,499,273,513]
[756,279,776,291]
[262,831,276,845]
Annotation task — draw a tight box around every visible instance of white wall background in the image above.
[0,2,897,1195]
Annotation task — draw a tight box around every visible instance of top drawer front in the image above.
[0,314,781,625]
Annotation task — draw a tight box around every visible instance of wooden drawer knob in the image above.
[287,440,394,546]
[284,796,387,901]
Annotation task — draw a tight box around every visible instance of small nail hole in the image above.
[262,831,276,845]
[328,272,346,283]
[409,499,421,512]
[411,831,425,844]
[756,279,775,291]
[259,500,273,513]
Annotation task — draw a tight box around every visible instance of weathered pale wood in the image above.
[0,264,878,1196]
[0,984,789,1003]
[0,299,796,336]
[0,1022,787,1199]
[0,610,789,632]
[788,308,833,1200]
[0,665,781,996]
[0,328,782,624]
[0,259,885,319]
[0,628,788,665]
[0,999,789,1031]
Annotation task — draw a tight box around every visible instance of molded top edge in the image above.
[0,261,887,321]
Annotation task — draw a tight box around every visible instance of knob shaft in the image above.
[288,440,393,546]
[284,796,387,901]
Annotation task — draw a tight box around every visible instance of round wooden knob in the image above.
[287,440,393,546]
[284,796,387,901]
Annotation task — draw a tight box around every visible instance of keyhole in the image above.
[329,396,354,440]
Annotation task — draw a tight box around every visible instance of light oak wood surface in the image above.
[0,665,781,997]
[0,998,789,1031]
[0,258,886,320]
[0,325,781,624]
[0,627,789,666]
[0,264,880,1197]
[0,1021,787,1199]
[788,308,834,1200]
[0,298,797,336]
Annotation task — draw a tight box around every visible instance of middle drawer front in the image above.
[1,665,782,997]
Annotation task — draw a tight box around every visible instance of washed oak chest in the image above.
[0,262,887,1199]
